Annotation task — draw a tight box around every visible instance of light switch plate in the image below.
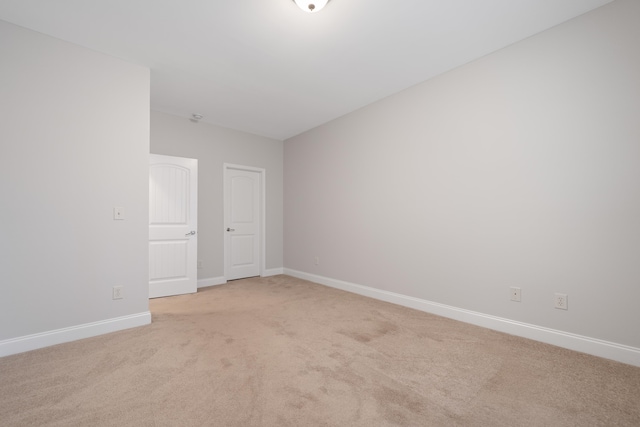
[113,207,125,220]
[510,287,521,302]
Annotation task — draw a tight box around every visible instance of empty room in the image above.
[1,0,639,425]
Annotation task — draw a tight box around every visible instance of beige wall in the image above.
[151,110,284,282]
[0,21,150,349]
[284,0,640,351]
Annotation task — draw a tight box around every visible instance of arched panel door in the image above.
[149,154,198,298]
[224,165,263,280]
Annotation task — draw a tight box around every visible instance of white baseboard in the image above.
[263,268,284,277]
[283,269,640,367]
[197,276,227,289]
[0,311,151,358]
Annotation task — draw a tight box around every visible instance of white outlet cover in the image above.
[554,293,568,310]
[112,286,124,300]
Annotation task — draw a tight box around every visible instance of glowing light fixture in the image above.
[293,0,330,13]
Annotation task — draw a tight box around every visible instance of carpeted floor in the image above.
[1,275,639,426]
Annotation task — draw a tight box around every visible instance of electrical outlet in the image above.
[314,257,320,266]
[197,260,203,269]
[510,287,521,302]
[112,286,124,300]
[554,293,568,310]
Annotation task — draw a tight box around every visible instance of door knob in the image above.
[226,228,235,232]
[185,230,196,236]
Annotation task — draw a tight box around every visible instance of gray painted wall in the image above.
[284,0,640,348]
[0,21,150,340]
[151,110,284,281]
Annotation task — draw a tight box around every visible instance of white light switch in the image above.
[114,207,125,220]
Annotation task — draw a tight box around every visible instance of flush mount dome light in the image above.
[293,0,330,13]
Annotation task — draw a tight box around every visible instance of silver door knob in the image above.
[185,230,196,236]
[226,228,235,232]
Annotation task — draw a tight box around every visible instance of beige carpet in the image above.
[1,275,639,426]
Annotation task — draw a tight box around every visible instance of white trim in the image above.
[197,276,227,288]
[283,269,640,367]
[262,268,284,277]
[0,312,151,358]
[223,163,266,280]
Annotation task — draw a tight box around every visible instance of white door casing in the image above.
[149,154,198,298]
[224,164,264,280]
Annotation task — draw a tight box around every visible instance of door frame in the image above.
[223,163,266,280]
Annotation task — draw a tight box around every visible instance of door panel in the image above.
[149,154,198,298]
[231,235,255,266]
[149,241,188,281]
[225,166,262,280]
[231,176,254,223]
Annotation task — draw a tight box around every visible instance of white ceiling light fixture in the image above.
[293,0,330,13]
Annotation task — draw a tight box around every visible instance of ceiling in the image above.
[0,0,613,140]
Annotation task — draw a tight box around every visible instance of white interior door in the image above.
[224,164,263,281]
[149,154,198,298]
